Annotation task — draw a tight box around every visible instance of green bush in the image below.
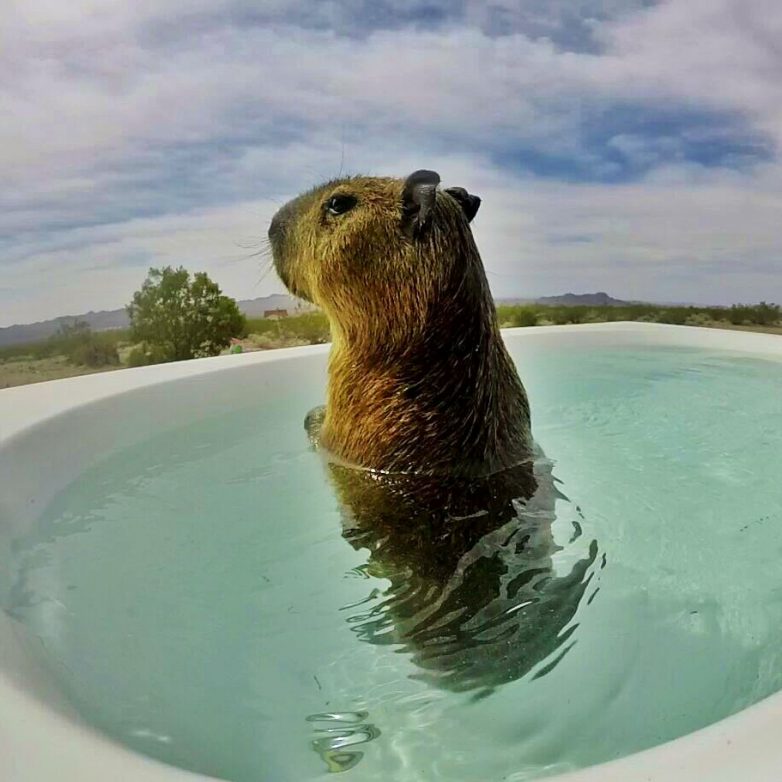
[246,311,330,346]
[34,321,124,367]
[128,266,245,362]
[285,312,330,343]
[68,340,120,367]
[684,312,713,327]
[126,344,171,367]
[490,302,779,328]
[729,302,780,326]
[583,309,606,323]
[243,317,280,337]
[655,309,686,325]
[548,307,579,325]
[508,307,539,327]
[126,347,151,367]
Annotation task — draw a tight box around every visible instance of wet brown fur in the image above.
[268,173,599,695]
[269,174,532,476]
[329,458,598,693]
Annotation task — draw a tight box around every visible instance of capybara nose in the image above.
[268,201,297,242]
[268,210,284,240]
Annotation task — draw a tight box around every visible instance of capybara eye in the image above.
[326,194,357,216]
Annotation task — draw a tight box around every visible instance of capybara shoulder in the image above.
[269,169,532,477]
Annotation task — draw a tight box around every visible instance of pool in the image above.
[2,322,782,782]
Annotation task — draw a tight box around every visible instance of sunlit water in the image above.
[5,345,782,781]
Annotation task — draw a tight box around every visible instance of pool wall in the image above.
[2,323,782,782]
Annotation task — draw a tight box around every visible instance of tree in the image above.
[127,266,245,363]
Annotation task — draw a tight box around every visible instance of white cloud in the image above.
[2,199,278,316]
[2,0,782,326]
[594,0,782,138]
[472,163,782,305]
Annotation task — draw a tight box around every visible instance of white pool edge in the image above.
[2,322,782,782]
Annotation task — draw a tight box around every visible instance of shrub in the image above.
[246,311,330,346]
[126,347,151,368]
[729,302,780,326]
[126,344,171,367]
[128,266,245,362]
[68,340,120,367]
[656,309,687,325]
[684,313,713,327]
[582,309,605,323]
[508,307,539,327]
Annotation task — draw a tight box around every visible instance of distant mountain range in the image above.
[536,291,636,306]
[498,291,637,307]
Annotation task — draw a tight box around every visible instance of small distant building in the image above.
[263,309,288,320]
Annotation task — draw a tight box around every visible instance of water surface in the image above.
[6,345,782,781]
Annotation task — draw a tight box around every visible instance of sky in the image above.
[2,0,782,327]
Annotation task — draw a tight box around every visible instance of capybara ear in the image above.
[401,169,441,237]
[445,187,481,223]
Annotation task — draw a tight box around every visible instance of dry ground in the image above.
[0,356,122,389]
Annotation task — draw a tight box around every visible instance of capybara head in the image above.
[269,168,531,475]
[268,170,484,346]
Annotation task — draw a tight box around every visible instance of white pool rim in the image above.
[2,322,782,782]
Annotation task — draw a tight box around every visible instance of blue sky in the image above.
[2,0,782,326]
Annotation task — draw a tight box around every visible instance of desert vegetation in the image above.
[496,301,781,329]
[0,320,122,366]
[2,299,779,389]
[126,266,245,366]
[242,312,330,348]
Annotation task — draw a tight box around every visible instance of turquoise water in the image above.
[6,344,782,781]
